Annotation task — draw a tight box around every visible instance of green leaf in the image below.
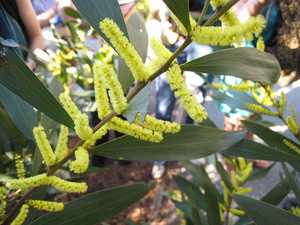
[223,138,300,162]
[172,175,206,210]
[180,47,281,84]
[30,182,155,225]
[64,7,83,19]
[90,125,246,161]
[123,82,150,123]
[233,194,300,225]
[216,159,232,190]
[118,12,148,92]
[72,0,128,52]
[0,83,38,140]
[282,163,300,201]
[0,47,74,128]
[242,120,300,158]
[199,165,221,225]
[163,0,191,32]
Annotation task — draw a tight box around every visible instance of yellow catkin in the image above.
[286,116,299,135]
[48,176,88,193]
[166,63,207,123]
[229,208,245,216]
[69,147,89,174]
[8,174,50,190]
[191,15,266,46]
[14,155,25,179]
[93,62,112,119]
[0,187,6,223]
[169,11,197,36]
[59,93,93,140]
[134,114,181,134]
[283,139,300,155]
[244,103,278,116]
[10,204,29,225]
[33,126,56,166]
[227,81,261,92]
[256,36,265,51]
[99,18,149,81]
[220,8,239,26]
[27,200,64,212]
[54,125,69,162]
[107,117,163,143]
[146,37,173,74]
[96,63,128,114]
[82,125,109,149]
[210,0,229,9]
[279,91,287,115]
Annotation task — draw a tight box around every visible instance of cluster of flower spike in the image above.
[219,157,253,222]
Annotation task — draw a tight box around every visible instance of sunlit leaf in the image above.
[31,182,155,225]
[91,125,246,161]
[180,47,281,84]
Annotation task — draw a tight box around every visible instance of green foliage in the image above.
[0,0,299,224]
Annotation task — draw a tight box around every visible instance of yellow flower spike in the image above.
[107,117,163,143]
[227,81,261,92]
[169,11,197,36]
[74,114,93,140]
[82,125,109,149]
[97,63,128,114]
[54,125,69,162]
[220,8,239,26]
[134,114,181,134]
[99,18,150,82]
[48,176,88,193]
[286,117,299,135]
[166,63,207,123]
[69,147,89,174]
[59,93,93,140]
[235,186,253,195]
[291,106,299,129]
[191,16,266,46]
[230,170,238,189]
[10,204,29,225]
[14,154,25,179]
[244,103,278,116]
[93,62,111,119]
[212,82,224,90]
[283,139,300,155]
[256,36,265,51]
[230,208,245,216]
[279,91,287,115]
[237,157,246,170]
[291,206,300,215]
[33,125,56,166]
[0,187,7,222]
[146,37,173,74]
[8,174,50,190]
[27,200,64,212]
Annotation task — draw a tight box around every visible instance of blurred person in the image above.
[0,0,44,70]
[30,0,77,51]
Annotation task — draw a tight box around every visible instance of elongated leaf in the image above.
[236,176,292,225]
[123,82,150,123]
[0,47,74,128]
[173,175,206,210]
[282,164,300,201]
[180,47,281,84]
[242,120,300,158]
[90,125,246,161]
[199,165,221,225]
[0,83,37,140]
[233,194,300,225]
[223,138,300,162]
[72,0,128,51]
[216,160,232,190]
[118,12,148,92]
[163,0,191,32]
[31,182,155,225]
